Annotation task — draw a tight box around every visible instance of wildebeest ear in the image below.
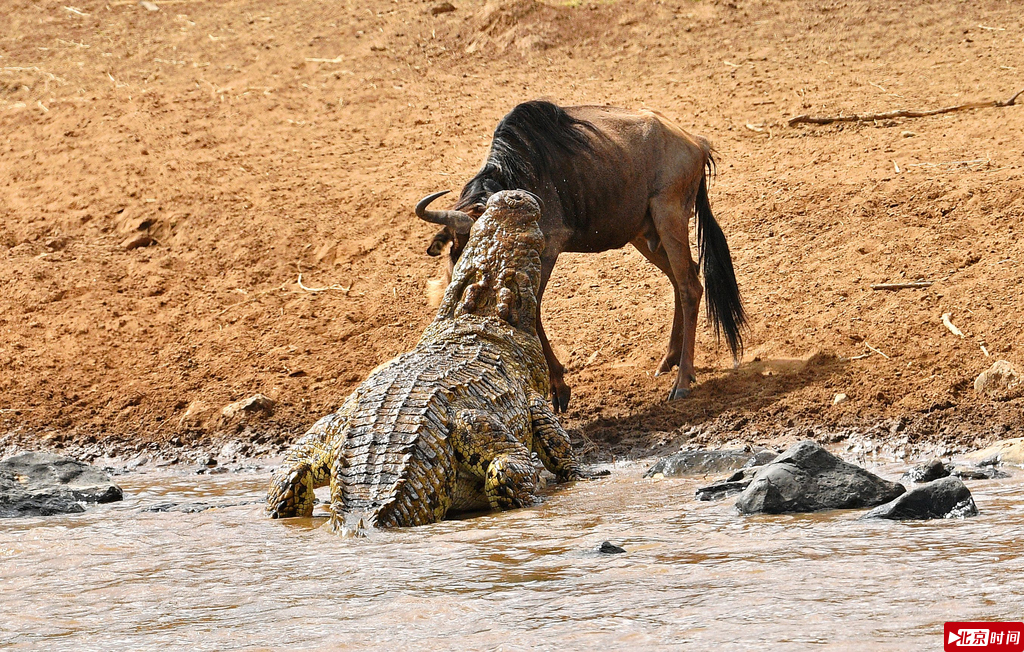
[427,229,450,257]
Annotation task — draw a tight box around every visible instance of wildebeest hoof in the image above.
[551,385,571,413]
[668,387,691,401]
[655,359,678,376]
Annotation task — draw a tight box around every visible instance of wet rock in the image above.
[973,360,1021,395]
[950,465,1010,481]
[696,466,761,501]
[221,394,275,421]
[218,440,249,462]
[598,541,625,554]
[142,499,263,514]
[862,477,978,520]
[644,447,778,478]
[735,441,905,514]
[900,459,950,484]
[967,437,1024,467]
[0,452,123,518]
[144,502,212,514]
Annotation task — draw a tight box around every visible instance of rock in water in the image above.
[598,541,626,554]
[967,437,1024,467]
[950,465,1010,481]
[734,441,905,514]
[695,466,762,501]
[862,477,978,520]
[0,452,123,518]
[645,448,778,478]
[900,459,950,484]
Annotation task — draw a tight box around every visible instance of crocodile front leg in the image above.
[452,408,538,512]
[527,393,587,481]
[266,411,347,518]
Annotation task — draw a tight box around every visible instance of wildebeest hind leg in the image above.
[650,194,702,401]
[630,234,684,377]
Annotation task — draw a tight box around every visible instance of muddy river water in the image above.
[1,461,1022,651]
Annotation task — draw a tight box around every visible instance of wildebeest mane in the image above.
[454,101,596,215]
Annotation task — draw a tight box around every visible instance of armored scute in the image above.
[266,190,586,529]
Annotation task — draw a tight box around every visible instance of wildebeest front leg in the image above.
[536,253,571,413]
[650,193,703,401]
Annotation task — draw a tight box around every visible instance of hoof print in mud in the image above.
[734,441,905,515]
[862,476,979,520]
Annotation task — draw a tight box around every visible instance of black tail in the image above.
[695,156,746,358]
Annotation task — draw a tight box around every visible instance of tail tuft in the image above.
[695,155,746,359]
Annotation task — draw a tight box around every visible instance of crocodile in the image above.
[266,189,587,530]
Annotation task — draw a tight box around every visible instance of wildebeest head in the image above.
[432,189,546,333]
[419,163,507,270]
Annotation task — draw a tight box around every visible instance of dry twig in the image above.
[788,87,1024,126]
[942,313,966,338]
[864,343,890,359]
[871,281,934,291]
[297,273,351,294]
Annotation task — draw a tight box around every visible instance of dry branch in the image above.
[788,87,1024,126]
[942,313,966,338]
[297,273,351,294]
[871,281,934,291]
[864,343,890,360]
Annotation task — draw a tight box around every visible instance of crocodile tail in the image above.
[326,509,374,536]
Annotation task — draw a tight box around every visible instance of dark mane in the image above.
[454,101,595,213]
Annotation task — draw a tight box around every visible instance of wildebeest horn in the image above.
[416,191,474,235]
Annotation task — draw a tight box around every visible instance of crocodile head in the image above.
[434,189,545,333]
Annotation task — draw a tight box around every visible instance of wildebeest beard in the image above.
[432,191,545,335]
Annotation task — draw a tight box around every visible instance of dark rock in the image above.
[598,541,625,554]
[430,1,456,15]
[0,452,123,518]
[695,466,762,501]
[734,441,905,514]
[900,459,950,484]
[645,447,778,478]
[951,465,1010,480]
[862,477,978,520]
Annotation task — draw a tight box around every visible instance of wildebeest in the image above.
[416,100,745,412]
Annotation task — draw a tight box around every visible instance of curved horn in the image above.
[415,190,474,235]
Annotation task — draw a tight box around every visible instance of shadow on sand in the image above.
[577,352,845,451]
